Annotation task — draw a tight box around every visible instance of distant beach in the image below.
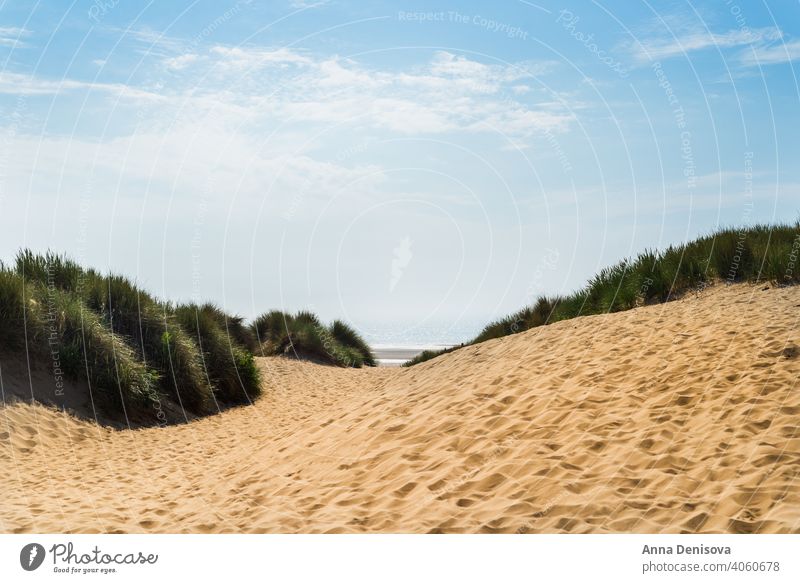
[372,345,455,367]
[361,320,482,366]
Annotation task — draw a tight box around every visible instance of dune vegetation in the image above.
[252,310,376,367]
[0,251,265,423]
[407,223,800,366]
[0,251,377,423]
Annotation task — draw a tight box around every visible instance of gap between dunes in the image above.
[1,282,799,533]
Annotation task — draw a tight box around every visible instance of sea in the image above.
[358,319,486,366]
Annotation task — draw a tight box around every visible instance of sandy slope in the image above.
[1,283,799,533]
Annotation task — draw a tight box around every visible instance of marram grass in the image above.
[252,309,376,367]
[1,251,376,423]
[406,223,800,366]
[1,252,263,423]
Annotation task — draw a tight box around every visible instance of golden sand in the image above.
[1,283,799,533]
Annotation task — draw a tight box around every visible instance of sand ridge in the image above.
[1,283,799,533]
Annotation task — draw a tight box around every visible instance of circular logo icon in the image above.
[20,543,46,571]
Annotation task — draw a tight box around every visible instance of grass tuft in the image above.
[174,304,261,405]
[252,310,375,367]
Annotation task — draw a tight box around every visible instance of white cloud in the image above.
[0,71,164,101]
[0,45,573,239]
[164,53,200,70]
[630,26,783,64]
[630,20,800,68]
[117,27,188,57]
[313,58,386,89]
[739,39,800,66]
[476,108,573,136]
[289,0,328,8]
[430,51,492,78]
[0,38,574,146]
[0,123,385,211]
[120,45,571,138]
[430,51,545,82]
[0,26,30,48]
[209,45,311,68]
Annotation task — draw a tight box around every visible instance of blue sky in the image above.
[0,0,798,342]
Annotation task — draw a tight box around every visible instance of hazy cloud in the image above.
[739,38,800,66]
[0,26,30,48]
[630,25,783,64]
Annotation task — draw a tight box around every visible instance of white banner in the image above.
[0,534,797,582]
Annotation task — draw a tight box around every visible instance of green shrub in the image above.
[3,251,263,421]
[251,309,375,367]
[196,303,259,353]
[252,309,292,348]
[0,268,28,350]
[331,320,376,367]
[16,256,215,415]
[14,250,86,291]
[551,291,587,322]
[712,229,755,282]
[27,284,160,413]
[175,304,261,404]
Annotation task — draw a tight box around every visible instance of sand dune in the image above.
[1,282,799,533]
